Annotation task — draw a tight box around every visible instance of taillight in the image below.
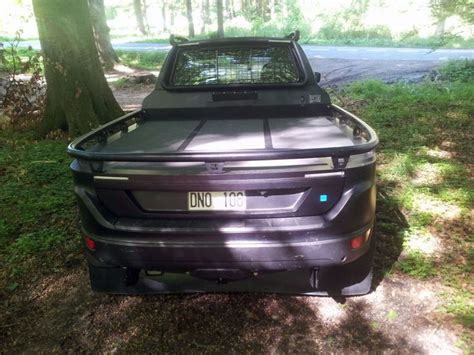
[350,229,371,250]
[85,236,96,251]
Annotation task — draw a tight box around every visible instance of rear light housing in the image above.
[350,228,371,250]
[85,236,96,251]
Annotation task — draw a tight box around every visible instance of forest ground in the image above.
[1,62,472,353]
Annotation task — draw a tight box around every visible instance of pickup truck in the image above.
[68,32,378,296]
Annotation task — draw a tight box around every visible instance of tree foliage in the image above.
[429,0,474,25]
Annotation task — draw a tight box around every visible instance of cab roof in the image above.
[169,31,300,47]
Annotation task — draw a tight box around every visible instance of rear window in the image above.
[171,45,301,86]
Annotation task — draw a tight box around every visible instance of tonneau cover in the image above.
[95,116,357,154]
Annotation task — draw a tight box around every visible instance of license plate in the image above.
[188,191,246,211]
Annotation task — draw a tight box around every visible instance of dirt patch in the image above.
[111,84,154,111]
[1,262,464,353]
[311,59,439,87]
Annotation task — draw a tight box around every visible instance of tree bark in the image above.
[170,2,175,26]
[186,0,195,38]
[229,0,235,18]
[161,0,167,33]
[217,0,224,38]
[435,17,446,36]
[88,0,119,70]
[32,0,123,136]
[201,0,211,34]
[133,0,148,35]
[142,0,151,34]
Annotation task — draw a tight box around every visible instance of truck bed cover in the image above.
[94,116,358,154]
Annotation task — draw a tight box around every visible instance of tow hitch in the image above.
[309,267,319,289]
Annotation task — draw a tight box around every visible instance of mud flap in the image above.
[88,264,139,293]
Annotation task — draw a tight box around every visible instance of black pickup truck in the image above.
[68,32,378,296]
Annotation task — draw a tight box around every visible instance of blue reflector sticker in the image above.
[320,194,328,202]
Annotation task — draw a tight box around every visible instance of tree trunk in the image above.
[32,0,123,136]
[142,0,150,34]
[217,0,224,38]
[186,0,195,38]
[229,0,235,18]
[133,0,148,35]
[201,0,211,34]
[161,0,167,33]
[435,17,446,37]
[270,0,276,20]
[170,2,175,26]
[88,0,119,70]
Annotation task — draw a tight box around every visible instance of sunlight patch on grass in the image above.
[403,229,441,256]
[424,148,453,160]
[378,153,416,182]
[412,162,443,186]
[411,192,462,220]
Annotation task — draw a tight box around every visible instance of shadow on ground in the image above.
[0,185,419,354]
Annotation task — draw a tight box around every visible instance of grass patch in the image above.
[0,47,41,74]
[0,130,81,285]
[111,77,131,89]
[438,59,474,83]
[116,50,167,71]
[343,73,473,338]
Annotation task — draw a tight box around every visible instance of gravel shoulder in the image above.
[312,58,439,87]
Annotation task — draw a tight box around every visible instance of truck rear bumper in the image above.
[84,223,373,271]
[84,224,375,295]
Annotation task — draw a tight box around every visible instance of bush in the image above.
[438,60,474,83]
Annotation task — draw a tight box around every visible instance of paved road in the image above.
[17,40,474,61]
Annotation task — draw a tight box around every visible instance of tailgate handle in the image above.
[212,92,258,102]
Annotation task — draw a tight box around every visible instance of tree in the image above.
[201,0,211,33]
[32,0,123,135]
[133,0,148,35]
[216,0,224,37]
[430,0,474,37]
[161,0,168,33]
[89,0,119,70]
[186,0,195,38]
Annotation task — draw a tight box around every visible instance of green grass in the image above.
[0,130,80,283]
[110,77,131,88]
[0,47,41,74]
[116,50,167,70]
[341,72,473,334]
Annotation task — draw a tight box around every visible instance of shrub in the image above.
[438,60,474,83]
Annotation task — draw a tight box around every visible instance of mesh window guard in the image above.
[172,46,301,86]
